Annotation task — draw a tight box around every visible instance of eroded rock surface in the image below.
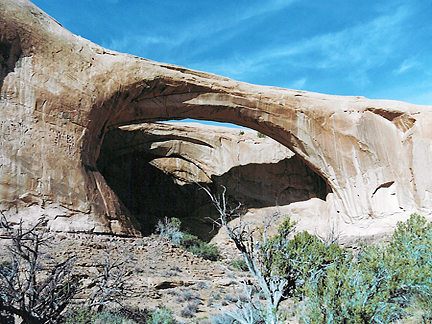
[1,0,432,239]
[97,122,328,237]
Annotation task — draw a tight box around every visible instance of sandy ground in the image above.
[0,231,298,323]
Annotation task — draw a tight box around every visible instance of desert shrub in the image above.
[148,307,178,324]
[0,215,80,324]
[211,303,265,324]
[87,247,135,311]
[196,281,210,289]
[204,185,432,323]
[181,233,219,261]
[203,185,298,324]
[156,217,219,261]
[176,289,201,303]
[113,306,154,323]
[62,307,98,324]
[272,229,350,298]
[63,306,177,324]
[231,258,248,271]
[212,313,245,324]
[300,256,400,323]
[256,131,266,138]
[299,214,432,324]
[155,217,183,244]
[63,308,137,324]
[180,301,200,318]
[212,313,237,324]
[93,312,136,324]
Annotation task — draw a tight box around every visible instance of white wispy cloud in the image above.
[189,5,413,84]
[394,58,419,74]
[290,78,307,90]
[102,0,298,58]
[102,35,180,55]
[262,6,410,70]
[234,0,297,23]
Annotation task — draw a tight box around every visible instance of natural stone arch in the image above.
[1,0,432,237]
[96,122,331,239]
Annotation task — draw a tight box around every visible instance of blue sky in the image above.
[31,0,432,107]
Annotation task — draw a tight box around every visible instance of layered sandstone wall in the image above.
[97,122,329,237]
[1,0,432,238]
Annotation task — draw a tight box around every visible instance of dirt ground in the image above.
[0,231,299,323]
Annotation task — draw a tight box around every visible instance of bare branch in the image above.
[0,212,79,324]
[200,185,293,324]
[87,245,135,311]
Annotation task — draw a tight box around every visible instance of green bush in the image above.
[149,307,178,324]
[63,307,96,324]
[231,259,248,271]
[268,227,349,299]
[63,308,137,324]
[155,217,183,244]
[63,306,178,324]
[300,253,400,324]
[155,217,219,261]
[299,213,432,324]
[181,233,219,261]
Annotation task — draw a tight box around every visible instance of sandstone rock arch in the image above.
[2,0,432,237]
[97,122,331,239]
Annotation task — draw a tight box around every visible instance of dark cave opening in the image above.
[97,149,216,238]
[96,124,332,241]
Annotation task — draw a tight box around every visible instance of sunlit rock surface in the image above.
[97,122,328,237]
[1,0,432,240]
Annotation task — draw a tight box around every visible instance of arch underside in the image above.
[97,123,331,239]
[1,0,430,240]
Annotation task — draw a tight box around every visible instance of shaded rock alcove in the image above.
[2,0,432,240]
[97,122,331,240]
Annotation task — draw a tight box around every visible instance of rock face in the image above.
[97,122,328,237]
[2,0,432,239]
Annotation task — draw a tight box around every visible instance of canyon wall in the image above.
[98,122,328,238]
[1,0,432,239]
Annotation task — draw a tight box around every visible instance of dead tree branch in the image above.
[0,213,79,324]
[200,185,294,324]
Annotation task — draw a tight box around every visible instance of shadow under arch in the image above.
[96,122,331,241]
[0,0,421,238]
[78,67,346,237]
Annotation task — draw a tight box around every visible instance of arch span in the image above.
[96,122,331,239]
[1,0,432,236]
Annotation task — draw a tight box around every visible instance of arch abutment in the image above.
[1,0,428,236]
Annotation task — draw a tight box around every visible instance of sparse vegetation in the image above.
[4,193,432,324]
[0,213,79,324]
[202,185,292,324]
[176,289,201,303]
[256,132,266,138]
[231,259,248,271]
[201,185,432,324]
[155,217,219,261]
[87,247,134,311]
[180,301,200,318]
[63,306,178,324]
[299,213,432,324]
[155,217,183,245]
